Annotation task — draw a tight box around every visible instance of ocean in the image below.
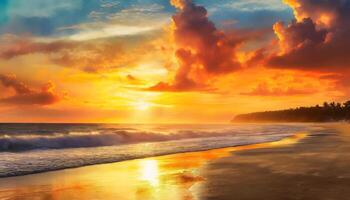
[0,123,331,177]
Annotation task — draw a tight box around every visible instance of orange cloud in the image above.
[268,0,350,70]
[149,0,250,92]
[283,0,336,27]
[0,74,60,106]
[0,73,32,94]
[170,0,189,9]
[241,82,317,96]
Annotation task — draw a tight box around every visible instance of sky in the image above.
[0,0,349,123]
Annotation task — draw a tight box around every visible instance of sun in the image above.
[135,101,151,111]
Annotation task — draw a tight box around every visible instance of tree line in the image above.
[233,101,350,122]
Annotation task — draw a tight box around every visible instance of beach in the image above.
[1,0,349,199]
[199,126,350,200]
[1,125,348,200]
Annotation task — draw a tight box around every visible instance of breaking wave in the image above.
[0,123,328,178]
[0,124,306,152]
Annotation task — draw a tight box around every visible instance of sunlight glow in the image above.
[139,159,159,186]
[134,101,152,111]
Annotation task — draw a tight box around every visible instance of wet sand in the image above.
[198,125,350,200]
[0,127,348,200]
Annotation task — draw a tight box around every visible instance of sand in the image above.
[0,126,349,200]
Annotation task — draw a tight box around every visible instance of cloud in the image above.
[65,3,169,41]
[67,24,157,41]
[100,1,120,8]
[149,0,251,92]
[0,74,60,106]
[0,73,31,94]
[148,80,210,92]
[0,37,76,59]
[170,0,189,9]
[241,82,316,96]
[268,0,350,70]
[319,72,350,96]
[0,35,134,73]
[49,39,127,73]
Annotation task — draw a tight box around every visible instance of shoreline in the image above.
[0,132,309,200]
[0,132,307,179]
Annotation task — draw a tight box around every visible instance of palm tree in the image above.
[344,101,350,109]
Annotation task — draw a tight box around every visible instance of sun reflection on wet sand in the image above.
[0,133,307,200]
[140,159,159,186]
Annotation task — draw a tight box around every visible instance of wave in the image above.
[0,123,328,178]
[0,133,296,178]
[0,125,304,152]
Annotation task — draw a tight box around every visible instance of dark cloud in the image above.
[268,0,350,70]
[0,38,76,59]
[0,74,60,106]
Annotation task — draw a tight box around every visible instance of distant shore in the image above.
[233,101,350,123]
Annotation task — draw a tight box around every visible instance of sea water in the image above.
[0,123,331,177]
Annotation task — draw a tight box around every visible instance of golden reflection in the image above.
[139,159,159,186]
[269,132,307,146]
